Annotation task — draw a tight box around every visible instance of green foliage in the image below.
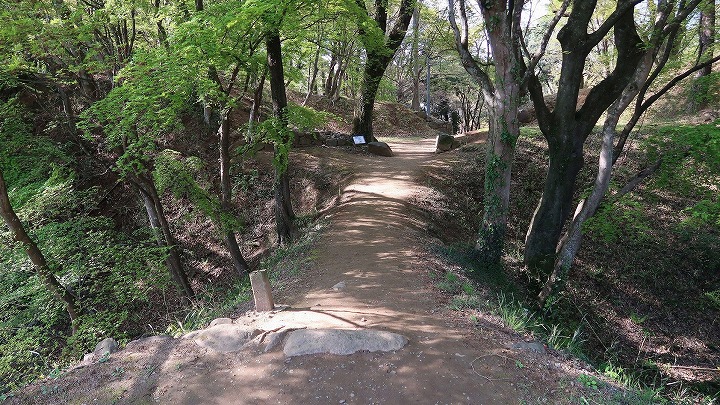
[688,72,720,107]
[704,290,720,310]
[154,150,243,234]
[0,98,168,394]
[164,282,252,338]
[584,198,650,244]
[250,103,329,173]
[437,272,462,293]
[578,374,600,390]
[642,123,720,228]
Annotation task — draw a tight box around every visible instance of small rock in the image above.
[263,330,290,353]
[82,353,95,364]
[209,318,233,327]
[125,336,173,352]
[367,142,393,157]
[93,338,119,357]
[510,341,547,354]
[435,133,455,153]
[332,281,347,291]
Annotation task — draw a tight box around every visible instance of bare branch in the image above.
[447,0,495,98]
[523,0,569,83]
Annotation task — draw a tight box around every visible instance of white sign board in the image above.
[352,135,366,145]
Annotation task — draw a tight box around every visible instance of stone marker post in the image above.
[250,270,275,311]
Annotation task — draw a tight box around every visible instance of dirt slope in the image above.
[9,139,610,405]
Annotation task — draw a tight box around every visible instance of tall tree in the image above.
[522,0,645,279]
[448,0,567,266]
[352,0,414,142]
[267,29,296,245]
[447,0,523,266]
[698,0,716,78]
[410,1,422,110]
[695,0,716,109]
[537,0,710,305]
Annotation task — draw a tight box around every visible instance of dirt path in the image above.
[11,139,567,404]
[153,139,544,404]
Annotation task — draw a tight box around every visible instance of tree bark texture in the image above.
[0,169,80,333]
[698,0,715,78]
[537,1,705,303]
[248,70,266,136]
[266,30,296,244]
[411,3,421,111]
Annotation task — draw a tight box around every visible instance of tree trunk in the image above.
[523,139,585,278]
[448,0,523,267]
[353,0,414,141]
[134,174,194,299]
[266,30,296,244]
[537,110,619,305]
[476,96,520,265]
[698,0,715,78]
[695,0,715,109]
[524,2,644,279]
[248,70,266,136]
[352,54,388,142]
[410,3,421,110]
[324,52,337,96]
[303,42,321,105]
[274,169,295,245]
[0,169,79,333]
[219,110,251,276]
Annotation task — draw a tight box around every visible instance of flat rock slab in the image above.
[193,324,260,353]
[283,329,408,357]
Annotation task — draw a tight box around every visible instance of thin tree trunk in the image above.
[330,56,348,101]
[0,169,79,333]
[411,3,421,110]
[248,70,266,137]
[154,0,168,47]
[219,109,250,276]
[266,30,296,244]
[303,42,322,106]
[134,175,194,298]
[324,52,337,96]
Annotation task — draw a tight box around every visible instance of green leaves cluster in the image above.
[0,99,167,394]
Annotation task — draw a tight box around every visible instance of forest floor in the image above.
[6,137,634,405]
